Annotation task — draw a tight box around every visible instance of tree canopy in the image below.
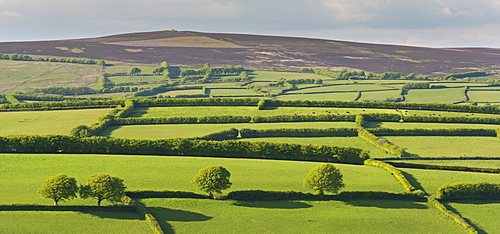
[191,165,232,197]
[79,173,126,206]
[37,174,79,205]
[303,163,344,195]
[128,67,142,76]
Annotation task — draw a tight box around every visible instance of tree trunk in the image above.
[54,200,58,206]
[97,199,102,207]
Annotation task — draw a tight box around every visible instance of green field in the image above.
[0,210,150,234]
[141,198,463,234]
[387,160,500,168]
[444,200,500,234]
[384,136,500,157]
[365,121,500,129]
[209,88,261,97]
[0,108,112,135]
[240,137,393,158]
[359,90,402,101]
[159,89,203,97]
[287,84,393,94]
[0,154,404,204]
[405,88,464,103]
[0,60,101,94]
[101,122,355,139]
[275,92,359,101]
[468,91,500,103]
[108,74,165,84]
[399,168,500,195]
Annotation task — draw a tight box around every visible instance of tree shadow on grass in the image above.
[232,200,313,209]
[364,122,382,128]
[147,207,212,234]
[401,170,427,194]
[78,210,144,220]
[441,201,488,234]
[342,199,427,209]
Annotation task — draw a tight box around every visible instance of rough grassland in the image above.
[384,136,500,158]
[399,168,500,195]
[444,200,500,234]
[365,121,500,129]
[0,154,404,204]
[141,198,463,234]
[240,137,393,158]
[0,211,150,234]
[0,108,113,135]
[100,122,355,139]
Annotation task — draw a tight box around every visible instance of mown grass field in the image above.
[141,198,463,234]
[444,200,500,234]
[100,122,355,139]
[384,136,500,157]
[240,137,392,158]
[468,91,500,103]
[387,160,500,168]
[359,90,402,101]
[0,210,150,234]
[399,168,500,195]
[365,121,500,129]
[0,108,112,135]
[0,154,404,204]
[404,88,464,103]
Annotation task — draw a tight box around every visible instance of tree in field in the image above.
[37,174,79,205]
[303,163,344,195]
[80,173,126,206]
[160,61,169,68]
[128,67,141,76]
[191,166,232,197]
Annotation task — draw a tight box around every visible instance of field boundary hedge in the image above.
[0,204,135,212]
[427,197,478,234]
[123,196,164,234]
[358,128,406,157]
[239,128,358,138]
[385,161,500,173]
[226,190,424,201]
[369,128,498,137]
[364,159,416,192]
[436,183,500,200]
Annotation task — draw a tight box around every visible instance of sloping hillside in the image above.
[1,30,499,76]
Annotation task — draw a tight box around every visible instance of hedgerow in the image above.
[239,128,358,138]
[437,182,500,200]
[364,159,416,192]
[385,162,500,173]
[358,128,405,157]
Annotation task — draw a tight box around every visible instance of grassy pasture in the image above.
[468,91,500,103]
[240,137,393,158]
[400,168,500,195]
[276,92,359,101]
[108,74,165,84]
[160,89,203,97]
[0,154,404,204]
[359,90,403,101]
[432,82,489,87]
[384,136,500,158]
[100,122,355,139]
[387,160,500,168]
[0,210,150,234]
[365,121,500,129]
[444,200,500,234]
[0,108,112,135]
[141,198,463,234]
[404,88,464,103]
[129,106,397,118]
[287,84,393,94]
[0,60,101,93]
[209,88,261,97]
[248,71,326,81]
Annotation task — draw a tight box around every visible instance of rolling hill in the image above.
[1,30,499,77]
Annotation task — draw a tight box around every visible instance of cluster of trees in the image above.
[0,53,105,66]
[443,71,488,80]
[402,82,430,89]
[38,174,126,206]
[33,87,97,95]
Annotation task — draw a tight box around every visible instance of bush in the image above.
[437,182,500,200]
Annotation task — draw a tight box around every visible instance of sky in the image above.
[1,0,500,48]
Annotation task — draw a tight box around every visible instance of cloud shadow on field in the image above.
[342,199,427,209]
[232,200,313,209]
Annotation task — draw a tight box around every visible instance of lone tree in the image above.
[128,67,141,76]
[303,163,344,195]
[80,173,126,206]
[37,174,79,205]
[191,166,232,197]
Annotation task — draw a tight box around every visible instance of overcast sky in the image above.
[1,0,500,48]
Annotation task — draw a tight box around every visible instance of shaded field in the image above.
[240,137,393,158]
[444,200,500,234]
[387,160,500,168]
[0,60,101,94]
[384,136,500,158]
[399,168,500,195]
[275,92,358,101]
[404,88,464,103]
[0,108,112,135]
[100,122,356,139]
[141,198,463,234]
[0,154,403,204]
[365,122,500,129]
[129,106,396,118]
[0,210,150,234]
